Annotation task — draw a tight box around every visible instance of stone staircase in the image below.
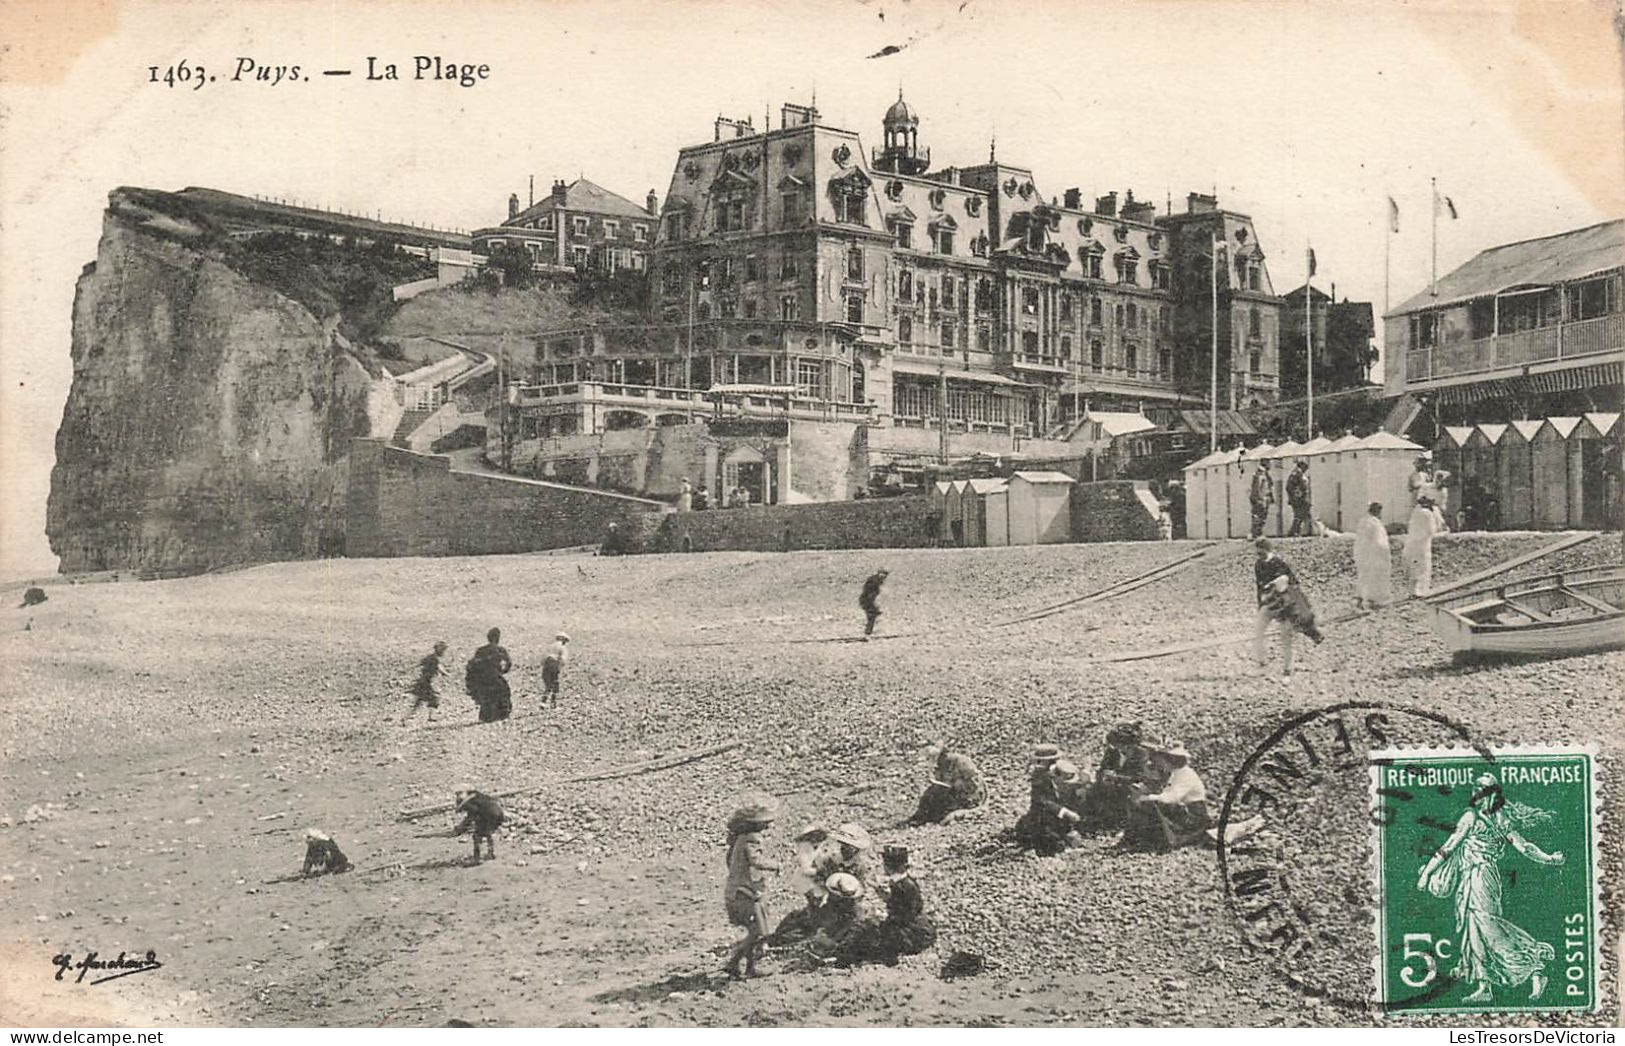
[390,408,434,447]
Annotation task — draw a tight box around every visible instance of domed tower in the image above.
[871,90,930,176]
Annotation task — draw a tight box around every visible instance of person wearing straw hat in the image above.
[835,845,938,966]
[1121,742,1211,851]
[1014,748,1083,854]
[1286,459,1313,537]
[907,744,986,826]
[724,793,783,979]
[771,821,877,945]
[803,871,867,959]
[541,632,569,706]
[301,828,353,876]
[1353,501,1393,611]
[1080,722,1152,833]
[1405,493,1442,597]
[452,787,506,864]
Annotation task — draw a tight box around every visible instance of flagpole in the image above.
[1430,176,1438,299]
[1384,200,1392,364]
[1306,246,1314,439]
[1210,235,1220,452]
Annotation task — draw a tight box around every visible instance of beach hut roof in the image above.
[1439,426,1475,448]
[1536,416,1584,441]
[1238,442,1276,459]
[1261,439,1303,459]
[1584,412,1620,437]
[1506,419,1544,444]
[934,481,954,494]
[1012,470,1075,484]
[964,478,1008,494]
[1084,411,1158,438]
[1328,434,1363,450]
[1359,431,1425,451]
[1184,450,1225,471]
[1469,423,1509,446]
[1298,436,1333,454]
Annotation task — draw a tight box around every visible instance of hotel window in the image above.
[977,325,991,352]
[1117,258,1138,284]
[1060,334,1073,359]
[941,277,956,310]
[633,224,648,243]
[717,197,747,233]
[1022,331,1039,356]
[936,228,954,254]
[662,267,683,296]
[1159,348,1171,376]
[1090,339,1103,367]
[899,315,913,344]
[572,217,589,238]
[838,190,867,226]
[1249,349,1262,373]
[782,193,803,226]
[1152,263,1171,290]
[975,278,995,314]
[1249,307,1261,338]
[1115,304,1125,328]
[942,319,957,350]
[538,215,554,232]
[1060,295,1074,322]
[1410,313,1438,348]
[892,220,913,249]
[1249,263,1261,292]
[743,299,758,318]
[718,298,736,319]
[780,295,798,320]
[780,253,799,279]
[570,245,588,267]
[665,213,687,241]
[745,255,761,282]
[1567,276,1620,321]
[1084,254,1102,280]
[845,292,865,324]
[1126,344,1138,371]
[797,360,822,396]
[1090,296,1102,326]
[1127,302,1138,327]
[847,247,865,281]
[603,220,619,238]
[899,268,914,302]
[1023,287,1040,315]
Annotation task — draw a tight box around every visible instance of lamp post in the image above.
[1210,235,1224,452]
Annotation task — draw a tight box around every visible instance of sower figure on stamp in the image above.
[1416,772,1564,1003]
[859,569,889,639]
[452,787,505,864]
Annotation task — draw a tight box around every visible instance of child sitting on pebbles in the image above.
[724,793,783,979]
[302,829,353,876]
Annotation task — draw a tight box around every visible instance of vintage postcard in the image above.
[1,0,1621,1033]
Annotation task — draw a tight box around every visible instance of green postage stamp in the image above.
[1371,745,1599,1015]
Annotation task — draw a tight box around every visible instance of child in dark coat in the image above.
[302,829,353,876]
[453,788,505,863]
[402,641,449,724]
[836,846,937,966]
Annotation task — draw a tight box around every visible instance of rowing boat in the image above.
[1428,564,1625,660]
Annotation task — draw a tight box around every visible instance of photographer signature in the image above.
[51,950,163,985]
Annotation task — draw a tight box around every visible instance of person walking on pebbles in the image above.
[541,632,569,706]
[452,787,505,864]
[1248,460,1275,539]
[724,793,783,979]
[859,569,889,639]
[1405,494,1441,597]
[402,641,449,724]
[466,627,513,723]
[1352,502,1393,611]
[1252,538,1323,677]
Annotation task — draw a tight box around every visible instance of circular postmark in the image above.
[1215,700,1494,1014]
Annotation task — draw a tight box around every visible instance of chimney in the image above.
[780,102,819,129]
[508,193,520,220]
[552,179,568,202]
[646,190,658,216]
[1063,187,1082,209]
[1094,191,1118,217]
[713,115,755,142]
[1186,192,1218,214]
[1121,191,1156,223]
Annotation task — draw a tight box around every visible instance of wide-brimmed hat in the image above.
[1031,743,1062,763]
[305,828,330,842]
[727,793,780,831]
[1050,759,1081,782]
[831,822,873,850]
[1106,722,1143,746]
[794,822,830,844]
[1151,742,1191,764]
[554,632,570,642]
[825,872,863,898]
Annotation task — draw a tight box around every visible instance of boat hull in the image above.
[1430,565,1625,660]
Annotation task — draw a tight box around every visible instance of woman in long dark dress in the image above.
[466,627,513,722]
[836,846,937,966]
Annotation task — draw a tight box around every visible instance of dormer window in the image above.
[1151,261,1171,291]
[936,228,954,254]
[886,180,905,201]
[716,194,750,233]
[891,219,913,249]
[539,215,554,232]
[846,246,865,281]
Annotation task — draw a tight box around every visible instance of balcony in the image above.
[512,380,876,426]
[1405,312,1621,384]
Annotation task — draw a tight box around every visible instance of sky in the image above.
[2,0,1621,577]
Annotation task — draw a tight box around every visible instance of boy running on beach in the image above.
[542,632,569,705]
[402,641,449,724]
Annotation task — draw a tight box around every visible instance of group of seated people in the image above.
[766,821,938,967]
[1010,722,1212,854]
